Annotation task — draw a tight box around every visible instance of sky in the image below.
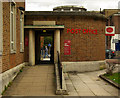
[26,0,120,11]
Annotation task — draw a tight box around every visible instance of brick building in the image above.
[0,3,107,94]
[24,7,106,71]
[105,12,120,55]
[103,9,120,50]
[102,9,120,18]
[0,1,25,94]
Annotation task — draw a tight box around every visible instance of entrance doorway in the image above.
[35,30,54,64]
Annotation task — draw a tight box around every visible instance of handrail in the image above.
[57,51,62,89]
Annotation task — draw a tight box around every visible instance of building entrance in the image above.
[35,30,54,64]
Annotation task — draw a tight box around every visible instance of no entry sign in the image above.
[64,40,71,55]
[105,26,115,36]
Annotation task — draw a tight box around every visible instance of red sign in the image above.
[105,26,115,36]
[64,40,71,55]
[106,27,113,33]
[67,29,98,34]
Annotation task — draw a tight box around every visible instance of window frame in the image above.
[10,1,16,54]
[20,10,24,53]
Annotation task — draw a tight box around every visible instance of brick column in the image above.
[29,29,35,65]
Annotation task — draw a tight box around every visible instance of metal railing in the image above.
[57,51,62,89]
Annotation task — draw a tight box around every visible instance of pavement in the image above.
[2,64,120,97]
[64,70,119,96]
[3,64,56,96]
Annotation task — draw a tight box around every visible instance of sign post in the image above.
[105,26,115,36]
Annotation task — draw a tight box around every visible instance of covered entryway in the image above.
[24,24,64,65]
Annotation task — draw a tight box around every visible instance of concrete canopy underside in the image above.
[24,25,64,29]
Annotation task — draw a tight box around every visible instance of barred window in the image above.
[10,1,16,53]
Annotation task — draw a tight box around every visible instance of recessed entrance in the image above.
[35,30,54,64]
[28,28,61,66]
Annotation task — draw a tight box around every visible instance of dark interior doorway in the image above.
[35,30,54,64]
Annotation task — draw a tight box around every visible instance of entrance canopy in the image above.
[24,25,64,65]
[24,25,64,29]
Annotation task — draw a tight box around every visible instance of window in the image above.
[10,1,16,53]
[20,11,24,52]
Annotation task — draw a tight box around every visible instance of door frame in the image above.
[35,30,54,64]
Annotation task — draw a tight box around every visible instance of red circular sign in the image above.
[106,27,113,33]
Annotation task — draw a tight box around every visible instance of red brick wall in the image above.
[113,16,120,34]
[24,15,106,62]
[107,15,120,34]
[2,2,25,72]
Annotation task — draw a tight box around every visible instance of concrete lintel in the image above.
[33,21,56,25]
[24,25,64,29]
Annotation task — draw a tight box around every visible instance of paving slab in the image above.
[3,64,56,96]
[2,65,119,97]
[64,70,119,96]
